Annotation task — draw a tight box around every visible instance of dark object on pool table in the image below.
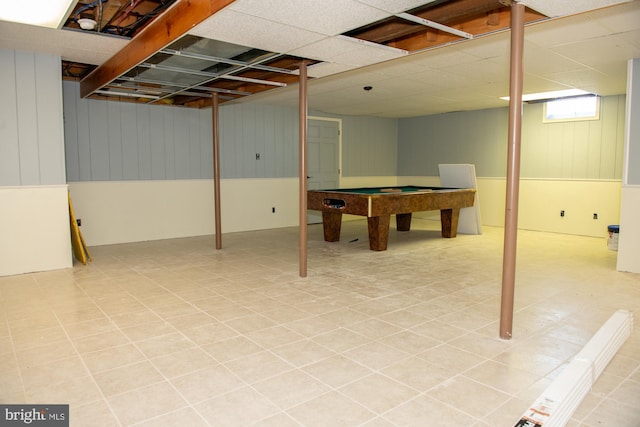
[307,186,475,251]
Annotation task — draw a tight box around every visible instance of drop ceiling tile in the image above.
[550,33,640,69]
[228,0,391,36]
[190,9,325,54]
[408,46,484,69]
[365,58,429,77]
[355,0,438,14]
[522,0,633,18]
[588,1,640,33]
[289,35,406,66]
[523,42,588,75]
[306,62,357,78]
[458,33,510,60]
[0,21,127,65]
[330,46,407,68]
[542,68,612,94]
[403,67,479,88]
[524,14,612,48]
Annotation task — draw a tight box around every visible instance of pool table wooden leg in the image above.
[440,208,460,238]
[396,213,412,231]
[322,211,342,242]
[368,215,390,251]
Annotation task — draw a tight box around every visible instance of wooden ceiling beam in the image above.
[80,0,236,98]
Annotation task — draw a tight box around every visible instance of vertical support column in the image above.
[299,62,308,277]
[212,93,222,250]
[500,1,525,340]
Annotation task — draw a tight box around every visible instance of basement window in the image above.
[543,95,600,123]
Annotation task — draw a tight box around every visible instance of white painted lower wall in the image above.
[67,176,622,249]
[68,179,300,247]
[617,186,640,273]
[0,186,72,276]
[400,176,622,239]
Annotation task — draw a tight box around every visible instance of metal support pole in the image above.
[299,63,308,277]
[212,93,222,250]
[500,1,525,340]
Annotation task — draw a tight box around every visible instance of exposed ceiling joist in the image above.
[80,0,236,98]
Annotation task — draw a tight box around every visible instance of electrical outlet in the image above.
[256,153,261,160]
[593,213,598,219]
[76,218,82,226]
[560,210,565,217]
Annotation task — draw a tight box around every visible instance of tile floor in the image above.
[1,219,639,426]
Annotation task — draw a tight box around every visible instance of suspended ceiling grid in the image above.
[1,0,637,116]
[77,0,551,107]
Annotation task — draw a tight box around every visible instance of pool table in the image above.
[307,186,476,251]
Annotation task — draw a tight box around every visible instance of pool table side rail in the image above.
[307,188,476,217]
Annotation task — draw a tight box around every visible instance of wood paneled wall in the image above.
[63,81,213,182]
[398,95,626,180]
[0,49,66,186]
[63,82,400,182]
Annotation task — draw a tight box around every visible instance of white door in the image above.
[307,118,340,224]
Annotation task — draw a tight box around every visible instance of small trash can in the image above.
[607,225,619,251]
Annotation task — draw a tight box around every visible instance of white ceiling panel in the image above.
[189,9,325,54]
[306,62,358,78]
[550,33,640,70]
[0,21,127,65]
[522,0,634,18]
[289,35,406,66]
[227,0,390,36]
[407,46,485,70]
[524,15,612,48]
[355,0,438,14]
[588,1,640,33]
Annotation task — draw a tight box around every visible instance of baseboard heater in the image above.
[514,309,633,427]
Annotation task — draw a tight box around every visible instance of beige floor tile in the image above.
[410,318,468,342]
[302,354,373,388]
[580,398,640,427]
[150,347,217,378]
[11,326,69,352]
[463,360,542,395]
[286,391,376,427]
[345,318,402,340]
[253,369,331,409]
[180,321,239,346]
[338,373,419,413]
[107,381,188,425]
[311,328,370,353]
[383,395,479,426]
[428,375,512,418]
[25,374,103,407]
[92,360,164,396]
[81,343,146,374]
[194,386,281,426]
[343,341,411,371]
[252,412,303,427]
[381,356,449,391]
[170,365,246,404]
[223,350,294,384]
[134,331,196,358]
[418,343,487,377]
[71,330,130,354]
[2,222,639,425]
[133,407,209,427]
[377,330,441,355]
[200,335,264,363]
[71,399,120,427]
[270,338,335,368]
[223,313,277,334]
